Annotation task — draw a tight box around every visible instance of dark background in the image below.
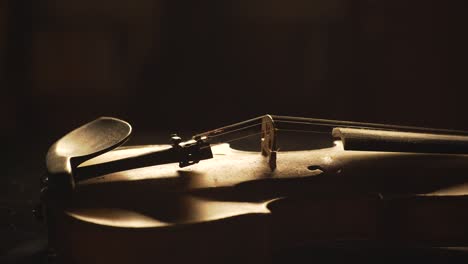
[1,0,468,262]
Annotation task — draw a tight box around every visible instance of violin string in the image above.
[272,117,468,135]
[196,115,468,147]
[196,118,337,142]
[198,120,396,145]
[277,129,330,134]
[201,126,332,145]
[274,120,388,131]
[202,118,468,139]
[199,131,264,149]
[199,128,331,149]
[195,116,263,137]
[196,122,260,139]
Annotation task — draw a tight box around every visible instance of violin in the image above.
[40,115,468,263]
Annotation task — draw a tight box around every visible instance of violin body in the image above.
[45,141,468,263]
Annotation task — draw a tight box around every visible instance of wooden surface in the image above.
[44,142,468,263]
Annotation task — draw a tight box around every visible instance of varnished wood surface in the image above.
[45,142,468,263]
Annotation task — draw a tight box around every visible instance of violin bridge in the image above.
[261,115,277,171]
